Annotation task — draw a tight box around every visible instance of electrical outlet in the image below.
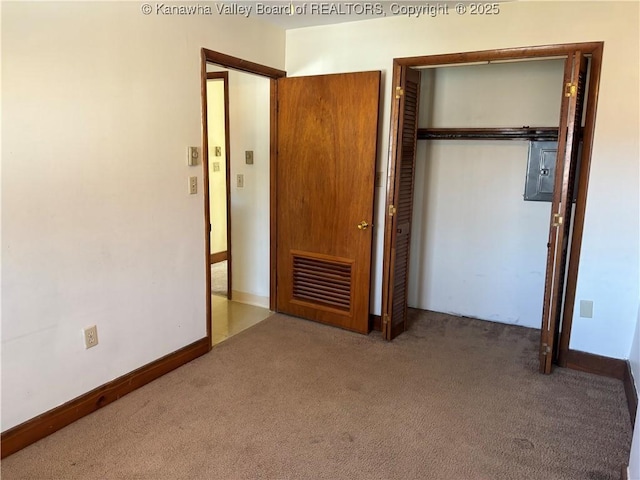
[189,176,197,194]
[84,325,99,349]
[215,146,222,157]
[237,174,244,188]
[213,162,220,172]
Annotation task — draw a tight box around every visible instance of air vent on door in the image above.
[292,254,352,312]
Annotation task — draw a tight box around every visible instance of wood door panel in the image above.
[382,67,421,340]
[276,72,381,333]
[539,52,588,373]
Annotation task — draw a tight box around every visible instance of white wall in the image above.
[226,71,271,304]
[408,60,563,328]
[1,2,284,430]
[205,65,271,305]
[286,1,640,359]
[206,80,228,255]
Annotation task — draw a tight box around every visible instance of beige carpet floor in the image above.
[1,309,632,479]
[211,260,227,297]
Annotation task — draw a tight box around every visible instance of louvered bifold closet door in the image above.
[383,67,421,340]
[539,52,588,374]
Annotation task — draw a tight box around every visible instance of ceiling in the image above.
[248,1,513,30]
[245,1,418,30]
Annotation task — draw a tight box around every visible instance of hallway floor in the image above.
[211,294,273,346]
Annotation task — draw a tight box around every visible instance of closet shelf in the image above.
[417,127,560,141]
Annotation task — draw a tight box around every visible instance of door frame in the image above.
[382,42,604,367]
[205,71,232,299]
[200,49,286,345]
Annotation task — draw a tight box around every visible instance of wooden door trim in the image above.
[202,49,286,79]
[200,50,212,345]
[269,79,278,311]
[200,49,286,345]
[383,42,603,366]
[395,42,604,67]
[205,71,232,299]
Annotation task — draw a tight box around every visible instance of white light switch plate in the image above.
[187,146,199,166]
[579,300,593,318]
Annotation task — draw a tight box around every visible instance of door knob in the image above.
[357,221,369,230]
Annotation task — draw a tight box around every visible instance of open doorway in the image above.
[381,43,603,374]
[201,50,285,346]
[206,72,231,300]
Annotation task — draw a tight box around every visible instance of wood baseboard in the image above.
[623,361,638,427]
[564,349,637,427]
[210,251,228,264]
[231,291,269,309]
[564,349,626,380]
[1,337,210,459]
[621,464,629,480]
[369,314,381,332]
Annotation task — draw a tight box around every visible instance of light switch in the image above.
[237,174,244,188]
[187,146,199,166]
[189,176,197,195]
[245,151,254,165]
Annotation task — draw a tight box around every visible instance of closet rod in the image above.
[417,127,559,141]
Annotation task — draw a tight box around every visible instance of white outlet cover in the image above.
[84,325,99,349]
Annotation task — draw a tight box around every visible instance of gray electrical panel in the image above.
[524,141,580,202]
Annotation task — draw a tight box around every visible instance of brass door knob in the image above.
[357,221,369,230]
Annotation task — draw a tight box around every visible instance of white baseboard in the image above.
[231,290,270,309]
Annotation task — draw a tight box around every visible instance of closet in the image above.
[381,44,602,374]
[410,60,565,327]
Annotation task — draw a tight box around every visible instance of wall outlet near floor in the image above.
[237,174,244,188]
[189,176,198,195]
[579,300,593,318]
[83,325,99,349]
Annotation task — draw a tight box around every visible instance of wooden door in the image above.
[381,67,421,340]
[539,52,588,373]
[275,72,380,334]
